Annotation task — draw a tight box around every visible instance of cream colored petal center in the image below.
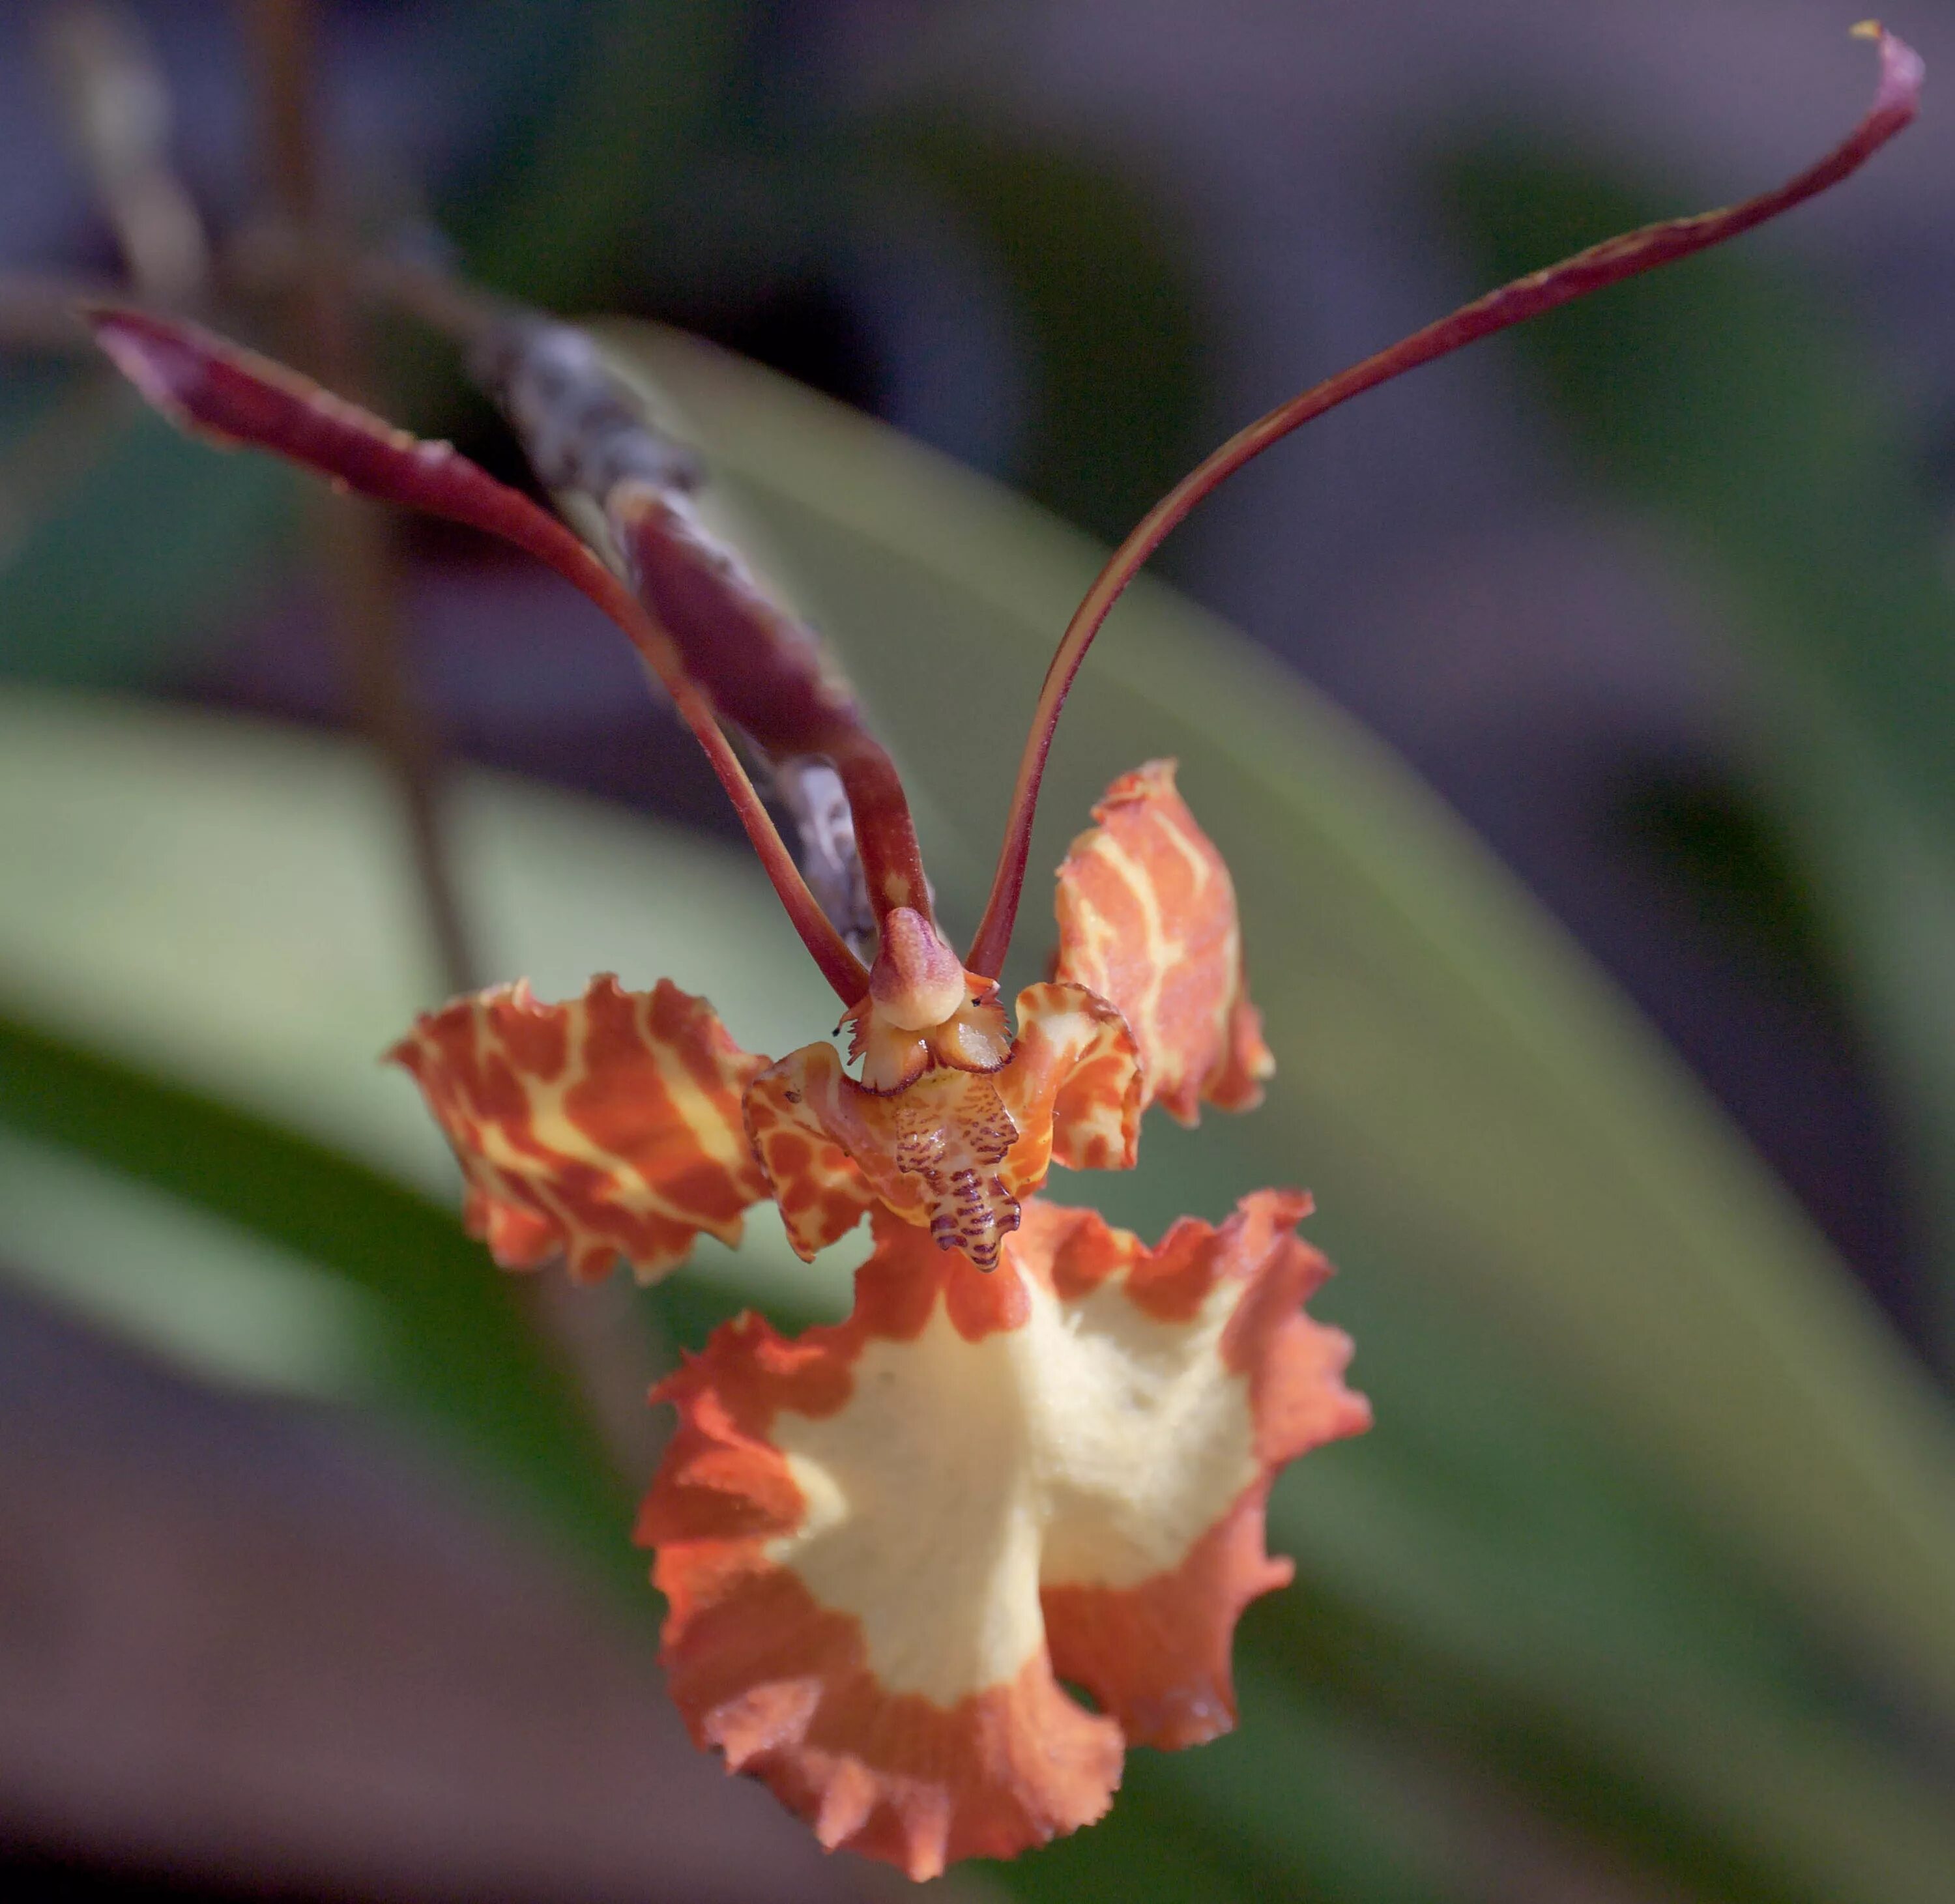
[768,1275,1258,1704]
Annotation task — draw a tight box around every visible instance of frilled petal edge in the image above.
[640,1192,1367,1877]
[390,975,770,1282]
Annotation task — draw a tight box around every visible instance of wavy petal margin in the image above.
[744,983,1141,1269]
[390,975,770,1282]
[641,1193,1367,1876]
[1055,760,1273,1123]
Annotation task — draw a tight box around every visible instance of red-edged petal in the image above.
[390,975,770,1282]
[1054,760,1273,1123]
[641,1194,1365,1875]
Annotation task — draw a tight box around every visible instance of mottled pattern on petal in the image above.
[641,1193,1365,1875]
[390,975,769,1283]
[1054,759,1274,1123]
[748,983,1142,1271]
[743,1052,876,1262]
[1002,981,1142,1179]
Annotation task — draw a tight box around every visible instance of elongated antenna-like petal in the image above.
[86,306,869,1003]
[966,24,1922,978]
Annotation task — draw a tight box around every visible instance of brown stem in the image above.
[965,23,1924,978]
[42,2,210,307]
[238,0,675,1486]
[239,0,478,999]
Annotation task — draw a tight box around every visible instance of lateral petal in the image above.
[1054,759,1274,1123]
[390,974,770,1282]
[641,1193,1366,1875]
[1002,981,1142,1177]
[743,1053,878,1262]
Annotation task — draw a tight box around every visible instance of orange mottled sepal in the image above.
[1054,759,1273,1123]
[744,983,1140,1269]
[743,1061,878,1262]
[641,1194,1366,1877]
[390,975,770,1283]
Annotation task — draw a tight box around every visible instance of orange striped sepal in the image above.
[390,975,771,1282]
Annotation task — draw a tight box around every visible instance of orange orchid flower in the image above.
[87,26,1917,1879]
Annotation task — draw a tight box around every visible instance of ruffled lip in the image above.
[641,1192,1367,1877]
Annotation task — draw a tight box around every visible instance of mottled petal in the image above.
[391,975,770,1283]
[998,981,1142,1177]
[641,1194,1366,1875]
[1054,760,1273,1123]
[743,1054,878,1262]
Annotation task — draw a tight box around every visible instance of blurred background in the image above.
[5,1,1955,1899]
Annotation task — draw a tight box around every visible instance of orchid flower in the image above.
[87,25,1919,1879]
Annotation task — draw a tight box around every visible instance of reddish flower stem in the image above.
[86,304,869,1004]
[965,24,1923,979]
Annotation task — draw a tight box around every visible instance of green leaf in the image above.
[0,1008,631,1585]
[0,1123,386,1399]
[1435,139,1955,1362]
[0,396,298,688]
[862,110,1208,545]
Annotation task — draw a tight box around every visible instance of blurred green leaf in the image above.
[0,398,298,687]
[0,1124,386,1399]
[1436,139,1955,1363]
[0,1008,631,1586]
[453,0,759,310]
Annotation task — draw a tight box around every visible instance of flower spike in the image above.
[643,1192,1368,1877]
[964,23,1923,977]
[84,306,869,1005]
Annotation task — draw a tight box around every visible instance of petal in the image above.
[1001,981,1142,1178]
[743,1053,877,1262]
[1031,1192,1370,1746]
[1054,759,1275,1124]
[641,1193,1365,1874]
[390,975,770,1283]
